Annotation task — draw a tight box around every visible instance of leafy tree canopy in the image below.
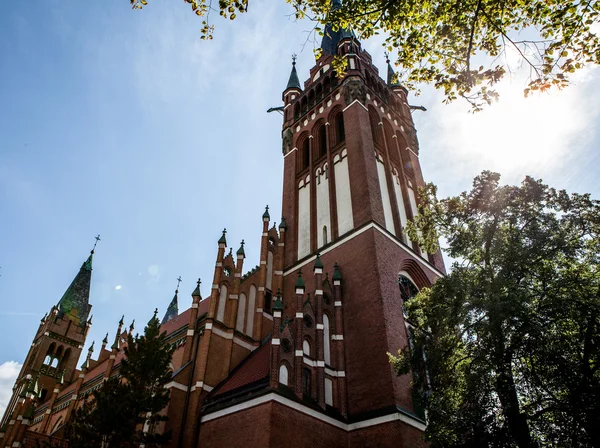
[390,171,600,447]
[129,0,599,110]
[67,310,174,447]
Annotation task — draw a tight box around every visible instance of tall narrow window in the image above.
[236,293,247,332]
[398,274,419,319]
[369,108,383,147]
[323,314,331,365]
[246,285,256,337]
[318,125,327,158]
[303,368,312,395]
[217,285,227,322]
[279,364,289,386]
[323,226,328,245]
[302,138,310,170]
[325,378,333,406]
[303,339,311,357]
[334,113,345,145]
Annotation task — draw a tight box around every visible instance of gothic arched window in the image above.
[279,364,289,386]
[298,137,310,171]
[398,274,419,318]
[334,112,345,145]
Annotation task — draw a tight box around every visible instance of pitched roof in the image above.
[211,342,270,397]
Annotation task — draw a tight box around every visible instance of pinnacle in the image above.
[192,278,202,297]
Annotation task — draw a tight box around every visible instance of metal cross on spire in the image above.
[292,53,297,65]
[92,235,101,253]
[384,51,390,64]
[176,276,182,291]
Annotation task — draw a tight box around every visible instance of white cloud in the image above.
[0,361,21,418]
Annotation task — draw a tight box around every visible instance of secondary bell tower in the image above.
[277,3,446,442]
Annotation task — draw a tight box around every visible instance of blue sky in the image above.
[1,0,599,413]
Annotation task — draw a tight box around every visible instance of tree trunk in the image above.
[496,360,533,448]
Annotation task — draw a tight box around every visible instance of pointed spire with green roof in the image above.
[148,308,159,326]
[314,253,324,271]
[162,291,179,325]
[263,205,270,220]
[295,270,305,289]
[218,228,227,246]
[320,0,357,55]
[279,216,287,230]
[236,240,246,258]
[273,289,284,311]
[56,251,94,326]
[285,55,302,91]
[332,263,342,281]
[192,278,202,298]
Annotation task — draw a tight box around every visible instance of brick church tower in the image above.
[0,7,446,447]
[0,250,93,445]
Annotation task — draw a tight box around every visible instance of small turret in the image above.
[192,278,202,298]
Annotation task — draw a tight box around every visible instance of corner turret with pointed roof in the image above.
[218,228,227,246]
[285,55,302,92]
[192,278,202,298]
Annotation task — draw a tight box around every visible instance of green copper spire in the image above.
[295,270,305,289]
[272,289,284,311]
[236,240,246,257]
[320,0,356,55]
[102,332,109,346]
[192,278,202,298]
[56,250,94,326]
[285,55,302,91]
[279,216,287,230]
[314,253,324,270]
[162,290,179,325]
[262,205,270,220]
[148,308,159,326]
[332,262,342,281]
[218,228,227,245]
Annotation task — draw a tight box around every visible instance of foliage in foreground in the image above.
[129,0,599,111]
[390,171,600,447]
[66,311,174,448]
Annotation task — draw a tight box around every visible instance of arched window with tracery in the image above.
[398,273,419,319]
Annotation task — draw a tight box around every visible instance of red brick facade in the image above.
[1,32,444,448]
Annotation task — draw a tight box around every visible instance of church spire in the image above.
[56,238,99,325]
[162,277,181,324]
[285,55,302,92]
[320,0,356,55]
[386,53,399,86]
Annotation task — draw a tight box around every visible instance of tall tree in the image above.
[67,310,174,447]
[390,172,600,447]
[121,310,174,446]
[129,0,599,110]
